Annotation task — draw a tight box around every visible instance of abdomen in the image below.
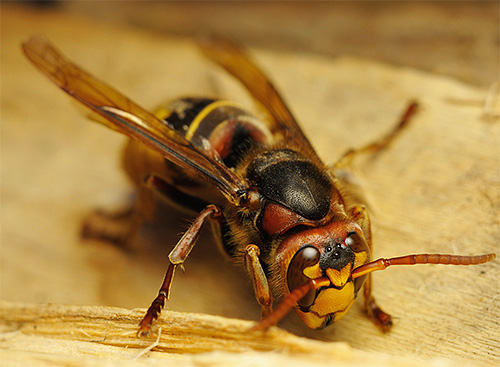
[122,97,273,211]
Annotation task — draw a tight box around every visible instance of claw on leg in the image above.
[137,263,175,337]
[363,273,393,332]
[137,205,222,337]
[137,290,167,337]
[365,295,393,333]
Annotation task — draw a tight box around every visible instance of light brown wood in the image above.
[1,4,498,366]
[0,300,470,367]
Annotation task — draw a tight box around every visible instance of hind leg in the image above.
[81,187,152,250]
[81,138,184,249]
[335,101,419,169]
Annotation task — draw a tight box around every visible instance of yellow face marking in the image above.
[326,263,352,288]
[353,251,368,268]
[303,263,322,279]
[294,282,356,329]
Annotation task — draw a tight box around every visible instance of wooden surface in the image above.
[0,301,473,367]
[62,1,499,89]
[1,4,499,366]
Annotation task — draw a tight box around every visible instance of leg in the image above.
[349,205,393,332]
[335,101,419,169]
[137,204,222,337]
[363,275,393,333]
[245,245,273,317]
[81,175,158,249]
[81,173,202,249]
[80,204,135,246]
[80,192,146,250]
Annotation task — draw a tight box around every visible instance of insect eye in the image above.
[325,245,333,252]
[345,232,369,254]
[287,245,320,309]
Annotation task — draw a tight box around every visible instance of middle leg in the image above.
[137,204,222,336]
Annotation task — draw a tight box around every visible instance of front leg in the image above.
[363,273,393,333]
[137,204,222,337]
[245,244,273,318]
[349,205,393,332]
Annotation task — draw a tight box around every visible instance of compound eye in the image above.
[345,232,369,254]
[345,232,370,292]
[287,245,320,309]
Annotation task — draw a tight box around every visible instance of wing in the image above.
[22,36,248,205]
[198,34,319,159]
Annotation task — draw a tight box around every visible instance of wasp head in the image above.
[275,221,371,329]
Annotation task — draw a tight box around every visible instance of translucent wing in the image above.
[198,34,319,159]
[22,36,247,204]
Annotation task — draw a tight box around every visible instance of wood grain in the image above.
[0,301,471,367]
